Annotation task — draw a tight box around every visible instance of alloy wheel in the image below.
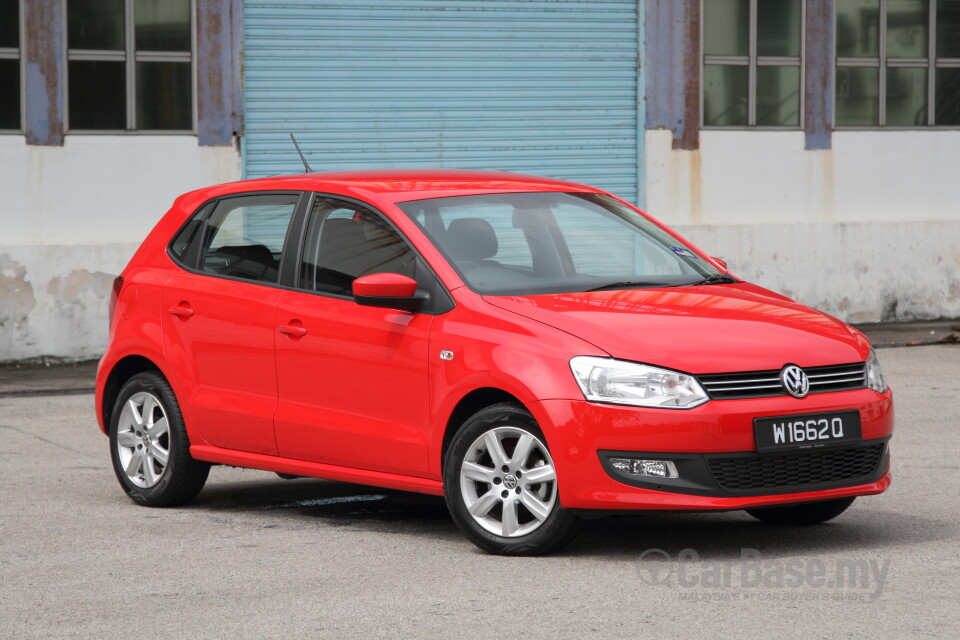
[458,426,558,537]
[115,392,170,488]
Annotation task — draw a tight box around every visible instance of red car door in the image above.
[162,193,301,455]
[273,197,435,476]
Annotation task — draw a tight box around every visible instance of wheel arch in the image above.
[100,355,163,432]
[440,387,526,469]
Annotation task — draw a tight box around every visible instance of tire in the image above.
[109,372,210,507]
[443,403,580,555]
[746,497,856,525]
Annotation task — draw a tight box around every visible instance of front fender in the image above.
[426,291,605,475]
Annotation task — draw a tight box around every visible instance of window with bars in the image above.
[0,0,21,131]
[836,0,960,127]
[702,0,805,128]
[67,0,193,132]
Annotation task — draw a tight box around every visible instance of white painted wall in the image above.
[645,129,960,322]
[0,136,240,361]
[1,136,241,245]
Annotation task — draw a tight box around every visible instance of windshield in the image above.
[396,192,731,296]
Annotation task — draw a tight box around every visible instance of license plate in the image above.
[754,411,862,453]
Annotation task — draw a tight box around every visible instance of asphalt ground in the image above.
[0,345,958,639]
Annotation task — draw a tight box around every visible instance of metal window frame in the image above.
[701,0,807,129]
[0,0,24,133]
[64,0,196,134]
[835,0,960,129]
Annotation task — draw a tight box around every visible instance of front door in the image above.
[273,196,434,476]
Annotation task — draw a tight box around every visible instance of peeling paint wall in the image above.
[0,245,139,360]
[645,0,700,151]
[23,0,65,146]
[0,254,37,357]
[676,221,960,323]
[646,129,960,322]
[0,136,240,361]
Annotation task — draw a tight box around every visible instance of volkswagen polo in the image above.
[95,170,893,555]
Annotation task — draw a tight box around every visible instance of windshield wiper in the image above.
[688,274,738,286]
[585,280,669,292]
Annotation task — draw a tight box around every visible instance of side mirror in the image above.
[352,273,422,311]
[711,257,728,271]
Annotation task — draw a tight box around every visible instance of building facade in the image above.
[2,0,958,361]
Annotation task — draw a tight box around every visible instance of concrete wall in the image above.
[0,135,241,361]
[645,129,960,322]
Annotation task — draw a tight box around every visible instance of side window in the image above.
[169,201,215,267]
[199,194,299,283]
[299,197,417,295]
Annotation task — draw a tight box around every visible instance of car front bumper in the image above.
[528,388,894,511]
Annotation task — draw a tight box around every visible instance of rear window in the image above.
[167,193,300,285]
[199,195,299,283]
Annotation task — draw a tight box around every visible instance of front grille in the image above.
[697,362,866,400]
[706,444,885,493]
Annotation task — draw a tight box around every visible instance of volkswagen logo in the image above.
[781,365,810,398]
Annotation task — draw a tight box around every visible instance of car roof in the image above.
[178,169,600,209]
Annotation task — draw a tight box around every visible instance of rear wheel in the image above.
[109,372,209,507]
[746,497,856,525]
[443,403,580,555]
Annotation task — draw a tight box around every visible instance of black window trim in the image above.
[164,189,455,315]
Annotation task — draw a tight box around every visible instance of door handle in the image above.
[168,304,194,318]
[278,323,307,337]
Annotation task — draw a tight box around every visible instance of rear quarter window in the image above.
[169,201,215,268]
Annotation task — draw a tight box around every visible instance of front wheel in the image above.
[443,403,580,555]
[109,372,209,507]
[746,497,856,525]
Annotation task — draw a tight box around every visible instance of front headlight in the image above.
[569,356,709,409]
[865,348,887,393]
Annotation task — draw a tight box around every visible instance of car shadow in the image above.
[568,508,956,560]
[188,475,954,557]
[190,475,460,538]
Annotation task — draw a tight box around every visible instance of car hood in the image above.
[483,283,868,374]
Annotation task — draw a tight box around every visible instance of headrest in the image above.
[319,218,366,254]
[217,244,276,266]
[445,218,498,261]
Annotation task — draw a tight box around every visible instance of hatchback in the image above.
[95,170,893,555]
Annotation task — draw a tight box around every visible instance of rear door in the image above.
[273,196,439,476]
[162,192,303,455]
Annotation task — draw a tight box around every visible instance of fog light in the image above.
[609,458,679,479]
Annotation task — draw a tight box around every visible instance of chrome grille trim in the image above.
[698,362,867,400]
[807,370,862,379]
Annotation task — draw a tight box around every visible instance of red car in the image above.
[95,170,893,555]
